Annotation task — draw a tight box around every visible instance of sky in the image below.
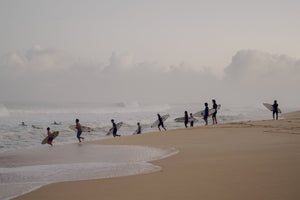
[0,0,300,106]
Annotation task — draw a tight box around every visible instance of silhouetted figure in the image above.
[190,113,194,127]
[111,119,121,137]
[137,122,142,134]
[273,100,279,120]
[212,99,218,124]
[47,127,53,146]
[76,119,84,142]
[204,103,209,126]
[157,114,167,131]
[184,111,189,128]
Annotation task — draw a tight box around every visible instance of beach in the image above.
[11,111,300,200]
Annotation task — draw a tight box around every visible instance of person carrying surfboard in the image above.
[204,103,209,125]
[157,114,167,131]
[273,100,279,120]
[46,127,53,146]
[184,111,189,128]
[111,119,121,137]
[137,122,142,134]
[190,113,194,127]
[212,99,218,124]
[75,119,84,142]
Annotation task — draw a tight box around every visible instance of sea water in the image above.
[0,101,298,199]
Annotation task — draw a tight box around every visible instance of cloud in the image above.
[0,47,299,106]
[225,49,300,82]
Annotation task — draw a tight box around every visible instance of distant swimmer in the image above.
[212,99,218,124]
[32,125,42,129]
[137,122,142,134]
[157,113,167,131]
[46,127,53,146]
[111,119,121,137]
[75,119,84,142]
[184,111,189,128]
[204,103,209,126]
[190,113,194,127]
[52,121,62,125]
[273,100,279,120]
[21,122,27,126]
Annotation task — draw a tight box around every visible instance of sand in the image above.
[13,111,300,200]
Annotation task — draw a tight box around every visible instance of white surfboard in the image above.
[69,125,94,132]
[151,114,169,128]
[174,117,199,123]
[194,104,221,118]
[106,122,123,135]
[263,103,282,113]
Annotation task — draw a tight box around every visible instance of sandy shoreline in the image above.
[13,112,300,200]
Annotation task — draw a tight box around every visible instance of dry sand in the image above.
[13,111,300,200]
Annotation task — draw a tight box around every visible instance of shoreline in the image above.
[11,111,300,200]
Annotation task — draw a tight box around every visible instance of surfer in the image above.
[75,119,84,142]
[46,127,53,146]
[111,119,121,137]
[21,122,27,126]
[157,113,167,131]
[212,99,218,124]
[137,122,142,134]
[190,113,194,127]
[204,103,209,125]
[273,100,279,120]
[184,111,189,128]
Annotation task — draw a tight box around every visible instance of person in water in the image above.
[137,122,142,134]
[190,113,194,127]
[212,99,218,124]
[273,100,279,120]
[184,111,189,128]
[46,127,53,146]
[204,103,209,126]
[111,119,121,137]
[75,119,84,142]
[157,114,167,131]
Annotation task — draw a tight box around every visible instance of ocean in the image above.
[0,101,297,200]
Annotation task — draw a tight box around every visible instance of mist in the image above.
[0,47,299,107]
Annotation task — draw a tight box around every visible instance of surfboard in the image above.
[263,103,282,113]
[106,122,123,135]
[151,114,170,128]
[41,131,59,144]
[194,104,221,118]
[69,125,94,132]
[174,116,199,123]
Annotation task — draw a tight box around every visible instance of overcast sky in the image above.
[0,0,300,106]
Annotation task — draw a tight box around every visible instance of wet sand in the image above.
[13,111,300,200]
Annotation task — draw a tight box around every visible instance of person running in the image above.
[204,103,209,126]
[75,119,84,142]
[111,119,121,137]
[212,99,218,124]
[46,127,53,146]
[157,114,167,131]
[184,111,189,128]
[190,113,194,127]
[273,100,279,120]
[137,122,142,134]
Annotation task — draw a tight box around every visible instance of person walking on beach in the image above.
[204,103,209,126]
[184,111,189,128]
[76,119,84,142]
[111,119,121,137]
[46,127,53,146]
[273,100,279,120]
[212,99,218,124]
[190,113,194,127]
[157,113,167,131]
[137,122,142,134]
